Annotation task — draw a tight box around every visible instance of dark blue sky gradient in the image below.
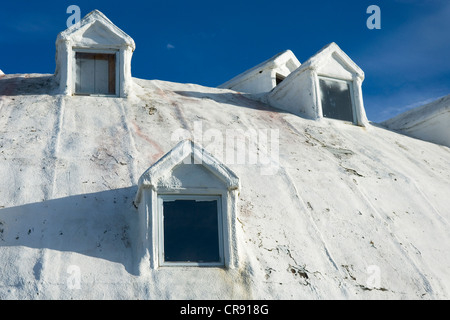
[1,0,449,122]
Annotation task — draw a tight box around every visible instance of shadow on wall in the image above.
[0,74,57,96]
[174,90,290,114]
[0,186,139,275]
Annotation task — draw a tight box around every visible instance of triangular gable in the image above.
[292,42,363,80]
[135,140,240,205]
[268,43,365,100]
[57,10,135,50]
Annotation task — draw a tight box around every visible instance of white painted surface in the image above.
[0,74,449,299]
[266,67,318,119]
[218,50,301,94]
[317,52,355,81]
[382,95,450,147]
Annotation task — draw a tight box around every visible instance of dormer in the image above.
[54,10,135,97]
[267,43,368,126]
[218,50,300,95]
[134,140,240,270]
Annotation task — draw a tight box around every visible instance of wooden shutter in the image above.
[75,52,116,95]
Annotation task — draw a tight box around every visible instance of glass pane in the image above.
[319,78,354,122]
[163,199,220,263]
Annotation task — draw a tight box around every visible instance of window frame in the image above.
[72,48,120,97]
[317,75,357,124]
[157,193,226,267]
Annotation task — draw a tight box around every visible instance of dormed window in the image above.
[158,195,225,266]
[134,140,240,270]
[266,43,368,126]
[318,76,356,123]
[55,10,136,97]
[74,50,118,96]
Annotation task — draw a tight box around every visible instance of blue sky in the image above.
[1,0,449,122]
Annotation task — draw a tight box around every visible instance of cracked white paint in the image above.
[0,71,449,299]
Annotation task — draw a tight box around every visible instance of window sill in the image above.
[158,263,226,268]
[73,93,118,97]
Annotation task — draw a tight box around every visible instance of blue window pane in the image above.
[163,199,220,263]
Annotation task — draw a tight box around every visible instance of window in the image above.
[319,76,355,123]
[158,195,224,267]
[275,73,286,86]
[75,52,116,95]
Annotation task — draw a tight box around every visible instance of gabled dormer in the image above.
[267,43,368,126]
[54,10,135,97]
[134,140,240,270]
[218,50,300,95]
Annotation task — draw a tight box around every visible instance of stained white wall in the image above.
[266,68,318,119]
[2,75,450,299]
[382,95,450,147]
[400,112,450,147]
